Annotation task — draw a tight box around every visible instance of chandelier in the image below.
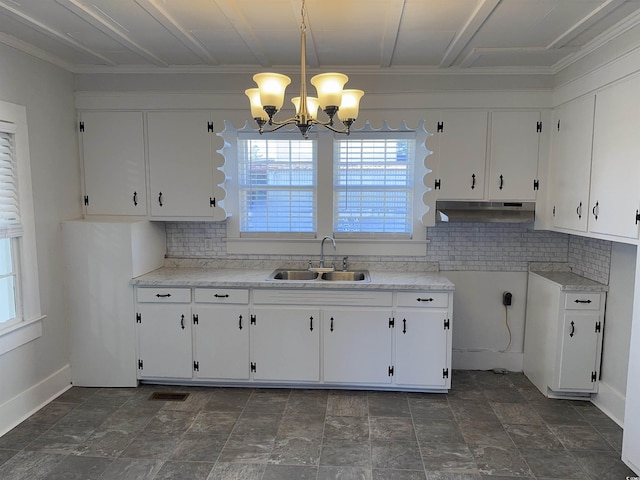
[245,0,364,138]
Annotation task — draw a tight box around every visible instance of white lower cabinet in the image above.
[134,285,453,391]
[323,309,393,385]
[251,307,320,382]
[524,272,605,397]
[136,288,192,379]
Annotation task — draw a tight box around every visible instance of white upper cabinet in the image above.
[430,110,488,200]
[429,110,541,202]
[549,96,595,232]
[488,111,541,201]
[588,74,640,240]
[148,111,226,220]
[80,111,147,216]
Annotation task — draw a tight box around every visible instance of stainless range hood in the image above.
[436,201,535,223]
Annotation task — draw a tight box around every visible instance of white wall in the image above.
[0,44,81,434]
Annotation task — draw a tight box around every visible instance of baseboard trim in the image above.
[452,350,524,372]
[591,380,626,427]
[0,364,72,436]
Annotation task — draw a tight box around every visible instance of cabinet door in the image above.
[395,310,450,388]
[323,309,392,385]
[148,111,220,219]
[193,306,249,380]
[556,312,601,392]
[251,307,320,382]
[488,111,540,201]
[137,304,192,379]
[434,111,488,200]
[589,75,640,240]
[549,96,594,232]
[81,111,147,216]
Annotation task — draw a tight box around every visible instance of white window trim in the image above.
[0,101,44,355]
[221,120,430,256]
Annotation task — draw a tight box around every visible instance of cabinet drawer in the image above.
[194,288,249,304]
[137,287,191,303]
[564,292,601,310]
[396,292,449,308]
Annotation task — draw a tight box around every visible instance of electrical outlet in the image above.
[503,291,512,306]
[204,239,214,251]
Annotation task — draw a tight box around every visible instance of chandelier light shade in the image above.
[245,0,363,138]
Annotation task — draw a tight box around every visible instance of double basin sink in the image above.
[268,269,370,282]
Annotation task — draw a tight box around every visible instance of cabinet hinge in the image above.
[210,197,216,207]
[437,121,444,133]
[193,314,199,325]
[250,362,256,373]
[444,318,450,330]
[434,179,441,190]
[79,121,85,132]
[251,315,256,325]
[136,313,141,324]
[138,359,143,370]
[388,317,395,328]
[533,179,539,191]
[443,368,449,379]
[536,121,542,133]
[388,366,394,376]
[207,121,214,132]
[84,195,89,206]
[595,321,601,333]
[591,371,597,382]
[193,361,199,372]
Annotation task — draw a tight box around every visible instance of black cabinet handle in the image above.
[592,201,599,220]
[239,315,243,330]
[180,314,185,330]
[310,316,313,332]
[158,192,163,207]
[471,174,476,190]
[330,317,334,332]
[576,202,582,219]
[214,294,229,298]
[574,299,592,304]
[569,320,575,337]
[417,297,434,302]
[133,191,138,206]
[499,174,504,190]
[403,318,407,334]
[156,293,171,298]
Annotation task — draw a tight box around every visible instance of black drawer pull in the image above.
[214,294,229,298]
[417,297,434,302]
[574,299,592,304]
[156,293,171,298]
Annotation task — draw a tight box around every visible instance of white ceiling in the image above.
[1,0,640,74]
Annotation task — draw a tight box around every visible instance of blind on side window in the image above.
[0,125,22,239]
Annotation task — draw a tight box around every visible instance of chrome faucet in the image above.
[319,235,336,268]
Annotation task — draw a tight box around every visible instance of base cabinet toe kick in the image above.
[134,286,453,392]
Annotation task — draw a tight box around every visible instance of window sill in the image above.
[0,315,45,357]
[226,237,428,256]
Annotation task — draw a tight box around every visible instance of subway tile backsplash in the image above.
[165,221,611,282]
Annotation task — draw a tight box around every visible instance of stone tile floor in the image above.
[0,370,636,479]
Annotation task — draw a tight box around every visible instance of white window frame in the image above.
[222,120,429,256]
[0,101,43,356]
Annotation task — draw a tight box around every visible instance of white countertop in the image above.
[132,267,455,291]
[529,270,608,292]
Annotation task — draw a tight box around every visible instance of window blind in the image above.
[0,127,22,239]
[238,137,316,234]
[334,137,414,235]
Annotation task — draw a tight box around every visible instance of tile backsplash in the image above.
[164,221,612,283]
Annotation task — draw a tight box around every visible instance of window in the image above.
[0,126,21,328]
[334,136,414,236]
[238,136,316,235]
[0,101,42,355]
[222,121,429,256]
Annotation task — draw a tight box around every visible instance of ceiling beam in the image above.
[440,0,501,68]
[380,0,406,68]
[55,0,169,66]
[134,0,219,65]
[547,0,626,49]
[0,0,116,65]
[214,0,271,67]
